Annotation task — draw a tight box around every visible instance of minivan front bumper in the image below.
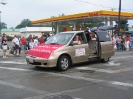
[26,55,57,67]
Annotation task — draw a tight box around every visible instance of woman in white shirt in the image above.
[34,37,39,47]
[29,39,34,50]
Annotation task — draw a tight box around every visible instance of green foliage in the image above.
[0,22,7,30]
[115,19,128,31]
[15,19,44,29]
[6,36,12,41]
[15,19,32,28]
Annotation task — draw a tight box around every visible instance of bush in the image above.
[6,36,12,41]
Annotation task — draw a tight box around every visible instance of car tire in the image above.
[57,55,71,71]
[101,58,110,63]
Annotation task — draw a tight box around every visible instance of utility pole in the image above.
[118,0,121,36]
[0,0,7,36]
[0,11,1,36]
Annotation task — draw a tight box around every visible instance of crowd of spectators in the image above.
[111,35,132,51]
[0,33,54,58]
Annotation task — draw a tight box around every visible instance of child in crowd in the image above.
[34,36,39,47]
[29,39,34,50]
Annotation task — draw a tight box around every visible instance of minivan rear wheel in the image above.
[57,55,71,71]
[101,58,109,63]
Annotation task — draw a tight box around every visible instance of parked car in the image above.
[26,26,115,71]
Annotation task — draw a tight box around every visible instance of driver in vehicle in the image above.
[74,35,81,44]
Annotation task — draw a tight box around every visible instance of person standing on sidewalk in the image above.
[0,36,2,50]
[34,36,39,47]
[2,36,8,58]
[12,35,20,56]
[125,36,131,51]
[20,36,26,54]
[39,36,45,45]
[27,34,32,43]
[29,39,34,50]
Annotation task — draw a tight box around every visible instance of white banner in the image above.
[75,48,85,56]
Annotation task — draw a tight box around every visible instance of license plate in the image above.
[29,58,34,63]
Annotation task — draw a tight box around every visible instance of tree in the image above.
[15,19,32,29]
[0,22,7,30]
[115,19,129,31]
[16,19,44,28]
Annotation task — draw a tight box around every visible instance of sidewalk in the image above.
[0,49,26,57]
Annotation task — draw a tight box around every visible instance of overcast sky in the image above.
[1,0,133,28]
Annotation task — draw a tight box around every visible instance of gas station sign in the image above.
[88,12,99,17]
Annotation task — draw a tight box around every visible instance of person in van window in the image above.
[2,36,8,58]
[91,34,96,40]
[74,35,81,44]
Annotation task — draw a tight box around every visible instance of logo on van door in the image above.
[75,48,85,56]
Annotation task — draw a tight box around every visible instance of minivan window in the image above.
[96,32,111,42]
[45,33,74,45]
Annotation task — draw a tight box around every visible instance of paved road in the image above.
[0,51,133,99]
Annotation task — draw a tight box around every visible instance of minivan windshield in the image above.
[45,33,74,45]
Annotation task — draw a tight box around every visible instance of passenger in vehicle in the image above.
[74,35,81,44]
[91,34,96,40]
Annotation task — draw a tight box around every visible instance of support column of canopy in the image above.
[110,17,113,35]
[55,22,59,33]
[105,17,108,26]
[73,21,76,31]
[52,22,54,32]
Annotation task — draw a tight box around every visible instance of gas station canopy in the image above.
[31,10,133,24]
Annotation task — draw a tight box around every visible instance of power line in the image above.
[75,0,133,12]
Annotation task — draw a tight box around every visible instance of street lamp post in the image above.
[0,11,1,36]
[0,0,7,36]
[117,0,121,36]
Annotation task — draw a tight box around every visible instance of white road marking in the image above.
[111,56,133,60]
[115,67,133,73]
[0,61,27,64]
[76,67,115,73]
[110,81,133,87]
[115,51,133,54]
[0,66,133,88]
[0,66,32,71]
[105,61,121,66]
[47,72,133,88]
[0,80,48,94]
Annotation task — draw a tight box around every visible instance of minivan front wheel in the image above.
[101,58,109,63]
[57,55,71,71]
